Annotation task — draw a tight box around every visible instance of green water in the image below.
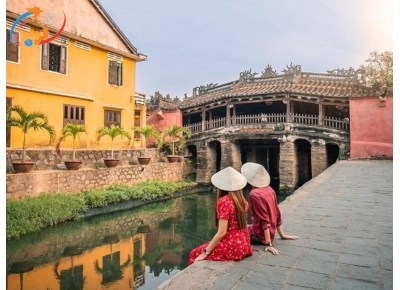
[6,186,290,290]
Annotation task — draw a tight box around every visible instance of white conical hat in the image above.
[241,162,271,188]
[211,166,247,191]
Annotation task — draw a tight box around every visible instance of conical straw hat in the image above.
[241,162,271,188]
[211,166,247,191]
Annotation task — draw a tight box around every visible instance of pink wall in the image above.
[146,109,183,146]
[349,95,393,158]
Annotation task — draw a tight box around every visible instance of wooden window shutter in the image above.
[60,46,67,74]
[118,63,123,86]
[108,60,117,85]
[104,110,121,127]
[63,104,85,126]
[6,98,12,147]
[41,43,49,70]
[6,30,19,62]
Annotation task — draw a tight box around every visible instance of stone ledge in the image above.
[6,163,186,199]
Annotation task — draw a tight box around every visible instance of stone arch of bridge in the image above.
[208,140,222,173]
[187,128,348,189]
[326,143,340,167]
[239,138,280,178]
[185,145,198,180]
[294,138,312,187]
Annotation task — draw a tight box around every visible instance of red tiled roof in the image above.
[180,71,380,109]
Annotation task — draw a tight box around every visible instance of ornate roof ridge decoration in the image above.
[179,64,381,109]
[282,62,301,75]
[148,91,181,110]
[326,67,366,84]
[195,83,219,95]
[239,69,258,84]
[193,82,234,96]
[261,64,278,78]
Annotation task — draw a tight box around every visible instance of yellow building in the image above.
[6,0,147,149]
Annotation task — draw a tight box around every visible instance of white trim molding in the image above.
[103,105,126,110]
[6,83,94,101]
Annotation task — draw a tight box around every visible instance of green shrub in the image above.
[6,193,86,239]
[6,179,198,240]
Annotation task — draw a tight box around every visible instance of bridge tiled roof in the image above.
[147,91,181,111]
[179,68,380,109]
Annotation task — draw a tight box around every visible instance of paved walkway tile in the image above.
[156,160,393,290]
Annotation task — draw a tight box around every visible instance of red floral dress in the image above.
[188,195,253,265]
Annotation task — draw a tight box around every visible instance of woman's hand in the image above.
[281,234,299,240]
[195,252,208,262]
[265,245,280,255]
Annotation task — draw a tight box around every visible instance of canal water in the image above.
[6,184,291,290]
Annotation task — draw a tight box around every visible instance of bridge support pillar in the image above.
[220,141,242,172]
[279,141,297,189]
[195,141,216,184]
[311,143,328,178]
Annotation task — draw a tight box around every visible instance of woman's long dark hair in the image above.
[215,189,247,230]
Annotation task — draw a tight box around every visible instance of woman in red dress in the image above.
[188,166,253,265]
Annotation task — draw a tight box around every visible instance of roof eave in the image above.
[89,0,144,57]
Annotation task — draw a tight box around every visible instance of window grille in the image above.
[75,41,91,51]
[108,52,123,61]
[6,18,30,32]
[104,110,121,127]
[42,43,67,74]
[63,104,85,126]
[6,29,19,62]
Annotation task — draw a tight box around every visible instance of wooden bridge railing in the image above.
[291,114,318,125]
[184,113,349,133]
[324,116,349,130]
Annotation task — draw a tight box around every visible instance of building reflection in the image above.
[7,230,148,290]
[6,192,218,290]
[7,261,35,290]
[54,246,85,289]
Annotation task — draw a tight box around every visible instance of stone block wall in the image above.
[6,148,162,172]
[311,144,328,178]
[220,141,242,171]
[6,162,184,199]
[279,141,297,188]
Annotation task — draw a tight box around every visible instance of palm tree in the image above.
[95,125,131,159]
[162,125,192,156]
[132,125,162,157]
[6,105,56,163]
[55,123,86,160]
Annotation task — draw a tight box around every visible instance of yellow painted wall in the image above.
[6,22,145,149]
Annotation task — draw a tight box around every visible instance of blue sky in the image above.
[97,0,393,100]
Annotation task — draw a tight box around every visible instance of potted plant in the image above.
[55,123,86,170]
[95,125,131,168]
[162,125,192,163]
[6,105,56,173]
[132,125,162,165]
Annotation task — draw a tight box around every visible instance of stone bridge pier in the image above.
[187,127,349,192]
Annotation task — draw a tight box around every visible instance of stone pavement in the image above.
[156,160,393,290]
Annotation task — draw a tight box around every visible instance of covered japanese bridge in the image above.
[150,64,380,193]
[177,64,379,192]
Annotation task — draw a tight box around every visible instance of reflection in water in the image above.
[7,261,35,290]
[6,187,291,290]
[54,246,85,290]
[94,235,133,287]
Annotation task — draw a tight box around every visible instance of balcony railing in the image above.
[184,113,349,133]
